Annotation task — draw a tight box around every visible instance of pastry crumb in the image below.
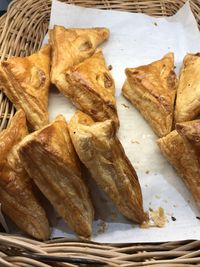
[154,22,158,26]
[131,140,139,144]
[121,103,130,108]
[108,65,113,70]
[171,216,176,221]
[145,170,149,174]
[196,216,200,220]
[173,204,177,208]
[140,207,167,228]
[163,200,168,203]
[145,184,148,187]
[155,195,160,199]
[97,221,108,234]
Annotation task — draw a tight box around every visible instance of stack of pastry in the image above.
[122,52,200,210]
[0,25,145,239]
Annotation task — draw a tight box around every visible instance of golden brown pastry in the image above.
[176,120,200,159]
[69,111,145,224]
[122,53,177,137]
[64,49,119,127]
[18,115,94,238]
[0,110,50,240]
[0,45,50,130]
[157,130,200,209]
[49,25,109,86]
[175,53,200,123]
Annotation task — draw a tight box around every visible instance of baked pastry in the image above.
[64,49,119,127]
[0,110,50,240]
[18,115,94,238]
[49,25,109,85]
[157,129,200,209]
[176,120,200,159]
[69,111,145,224]
[0,45,50,130]
[175,53,200,123]
[122,53,177,137]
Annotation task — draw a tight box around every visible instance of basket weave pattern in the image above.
[0,0,200,266]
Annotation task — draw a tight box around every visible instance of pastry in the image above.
[64,49,119,127]
[18,115,94,238]
[68,111,145,224]
[157,129,200,209]
[122,53,177,137]
[49,25,109,85]
[175,53,200,123]
[176,120,200,159]
[0,45,50,130]
[0,110,50,240]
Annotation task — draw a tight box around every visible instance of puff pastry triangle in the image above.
[69,111,145,224]
[64,49,119,127]
[0,110,50,240]
[157,129,200,209]
[175,53,200,123]
[49,25,109,85]
[18,115,94,238]
[122,53,177,137]
[0,45,50,130]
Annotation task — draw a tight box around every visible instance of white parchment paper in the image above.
[43,0,200,242]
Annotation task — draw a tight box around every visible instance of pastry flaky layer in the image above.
[0,110,50,240]
[0,45,50,130]
[69,111,145,224]
[18,115,94,238]
[157,128,200,209]
[64,49,119,128]
[122,52,177,137]
[49,25,110,85]
[175,53,200,123]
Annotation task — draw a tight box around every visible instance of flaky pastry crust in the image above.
[122,53,177,137]
[65,49,119,128]
[157,130,200,209]
[0,110,50,240]
[18,115,94,238]
[0,45,50,130]
[69,111,145,224]
[175,53,200,123]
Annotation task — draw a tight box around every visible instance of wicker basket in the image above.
[0,0,200,266]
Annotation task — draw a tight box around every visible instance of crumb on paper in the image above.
[163,200,168,203]
[121,103,130,108]
[173,204,177,208]
[155,195,160,199]
[149,202,151,206]
[154,22,158,26]
[187,200,191,204]
[131,140,140,144]
[108,64,113,70]
[145,170,149,174]
[97,221,108,234]
[140,207,167,228]
[171,216,176,221]
[145,184,148,188]
[196,216,200,220]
